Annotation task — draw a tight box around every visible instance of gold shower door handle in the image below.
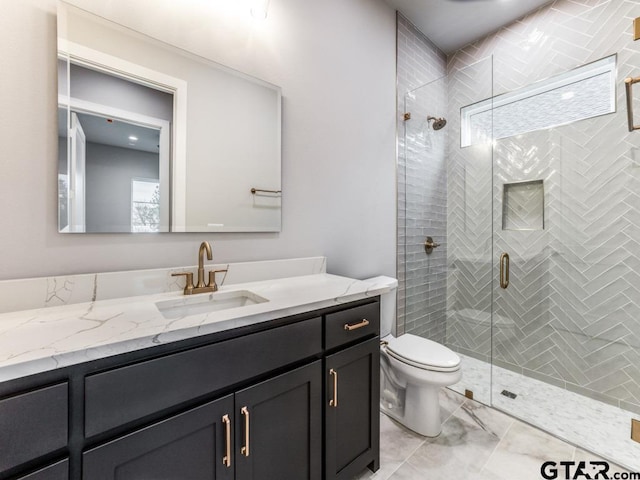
[222,414,232,467]
[329,369,338,408]
[241,406,250,457]
[500,253,510,289]
[625,76,640,132]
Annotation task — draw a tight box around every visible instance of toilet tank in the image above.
[364,276,398,338]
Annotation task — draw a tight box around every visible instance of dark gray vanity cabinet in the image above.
[0,297,380,480]
[83,395,234,480]
[234,361,322,480]
[15,460,69,480]
[325,338,380,480]
[0,382,68,478]
[82,362,322,480]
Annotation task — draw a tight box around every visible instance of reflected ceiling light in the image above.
[250,0,270,19]
[562,91,575,100]
[128,135,138,141]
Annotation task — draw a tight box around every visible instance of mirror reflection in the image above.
[58,61,172,233]
[57,1,282,233]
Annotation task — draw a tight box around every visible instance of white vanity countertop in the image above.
[0,274,391,383]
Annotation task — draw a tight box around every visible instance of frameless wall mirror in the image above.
[57,1,282,233]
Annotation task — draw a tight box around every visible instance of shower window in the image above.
[461,54,616,147]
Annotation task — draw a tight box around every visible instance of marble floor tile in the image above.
[386,462,425,480]
[354,390,640,480]
[482,420,576,480]
[403,407,502,479]
[354,388,639,480]
[491,363,640,471]
[353,413,426,480]
[440,385,465,422]
[573,448,629,475]
[457,399,514,439]
[451,353,640,471]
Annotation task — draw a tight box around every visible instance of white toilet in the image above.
[371,276,462,437]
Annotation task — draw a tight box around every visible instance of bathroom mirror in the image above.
[57,2,282,233]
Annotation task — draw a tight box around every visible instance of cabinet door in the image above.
[16,459,68,480]
[325,337,380,480]
[234,361,322,480]
[83,395,234,480]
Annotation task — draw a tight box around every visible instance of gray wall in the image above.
[0,0,396,280]
[396,14,447,340]
[85,142,160,233]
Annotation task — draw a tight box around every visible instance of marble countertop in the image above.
[0,274,392,383]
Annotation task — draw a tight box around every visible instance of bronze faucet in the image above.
[172,241,228,295]
[196,241,212,288]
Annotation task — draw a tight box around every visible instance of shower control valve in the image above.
[424,236,440,255]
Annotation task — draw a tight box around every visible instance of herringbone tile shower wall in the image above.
[446,0,640,412]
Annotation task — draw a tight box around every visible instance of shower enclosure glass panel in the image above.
[400,56,493,406]
[490,71,640,469]
[445,57,494,406]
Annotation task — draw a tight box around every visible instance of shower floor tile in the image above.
[449,354,640,472]
[353,389,630,480]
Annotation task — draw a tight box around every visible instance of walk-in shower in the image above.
[399,2,640,470]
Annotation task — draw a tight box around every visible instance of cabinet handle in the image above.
[222,414,232,467]
[329,368,338,408]
[344,319,369,331]
[241,406,250,457]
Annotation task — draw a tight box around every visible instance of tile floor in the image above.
[354,389,631,480]
[450,354,640,471]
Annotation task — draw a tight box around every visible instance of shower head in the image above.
[427,116,447,130]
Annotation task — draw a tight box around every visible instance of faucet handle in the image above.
[208,269,228,292]
[172,272,195,295]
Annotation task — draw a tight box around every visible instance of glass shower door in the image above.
[489,48,640,469]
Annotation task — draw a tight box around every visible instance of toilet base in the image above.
[381,384,443,437]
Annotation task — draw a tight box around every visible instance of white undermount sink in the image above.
[155,290,269,320]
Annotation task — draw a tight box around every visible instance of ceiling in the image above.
[57,109,160,154]
[384,0,554,53]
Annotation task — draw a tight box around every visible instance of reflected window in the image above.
[131,179,160,232]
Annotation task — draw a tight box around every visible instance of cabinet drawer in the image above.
[325,302,379,350]
[85,317,322,437]
[0,383,68,474]
[17,459,69,480]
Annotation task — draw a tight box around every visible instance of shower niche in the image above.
[502,180,544,231]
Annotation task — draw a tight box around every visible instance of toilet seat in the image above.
[385,334,460,372]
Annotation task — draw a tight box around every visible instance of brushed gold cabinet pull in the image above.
[222,414,232,467]
[344,319,370,331]
[500,253,510,289]
[241,406,250,457]
[329,369,338,408]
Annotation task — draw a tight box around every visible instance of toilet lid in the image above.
[385,334,461,372]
